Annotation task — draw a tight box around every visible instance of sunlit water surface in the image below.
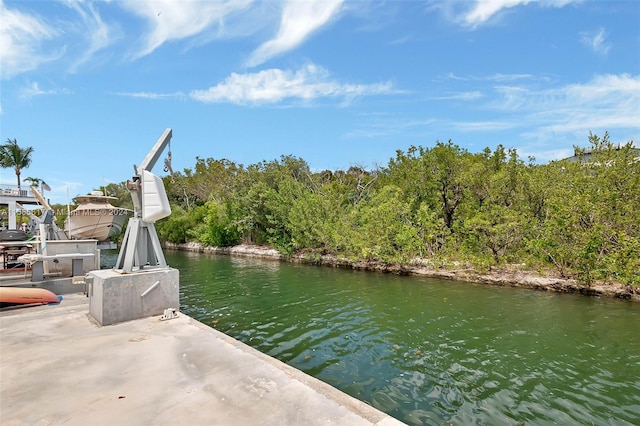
[105,250,640,425]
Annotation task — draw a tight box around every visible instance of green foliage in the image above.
[609,233,640,286]
[525,133,640,284]
[289,188,339,251]
[197,200,241,247]
[384,141,471,230]
[156,206,191,244]
[414,202,450,257]
[348,185,418,262]
[102,182,132,209]
[158,132,638,286]
[465,204,527,264]
[23,177,42,188]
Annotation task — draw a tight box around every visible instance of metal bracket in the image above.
[160,308,178,321]
[72,275,93,285]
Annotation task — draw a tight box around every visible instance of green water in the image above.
[166,250,640,425]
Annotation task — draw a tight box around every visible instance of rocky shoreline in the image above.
[165,242,640,302]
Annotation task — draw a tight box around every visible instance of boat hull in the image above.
[0,287,60,306]
[65,195,132,241]
[66,209,130,241]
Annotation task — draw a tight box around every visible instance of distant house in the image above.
[0,183,38,230]
[565,144,640,164]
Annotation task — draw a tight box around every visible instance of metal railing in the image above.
[0,184,35,198]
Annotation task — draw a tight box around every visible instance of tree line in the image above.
[151,132,638,287]
[6,133,637,286]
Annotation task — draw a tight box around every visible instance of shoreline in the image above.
[165,242,640,303]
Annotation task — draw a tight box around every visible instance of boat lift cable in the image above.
[163,140,174,182]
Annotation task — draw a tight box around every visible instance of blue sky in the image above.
[1,0,639,205]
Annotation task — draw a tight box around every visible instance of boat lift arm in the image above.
[115,129,173,273]
[26,187,68,241]
[137,128,172,175]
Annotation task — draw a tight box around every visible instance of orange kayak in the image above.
[0,287,61,306]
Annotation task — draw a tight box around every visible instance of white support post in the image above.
[8,200,16,230]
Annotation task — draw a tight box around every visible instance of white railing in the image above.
[0,184,34,198]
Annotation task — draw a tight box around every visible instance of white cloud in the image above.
[463,0,534,27]
[474,73,640,147]
[343,116,438,140]
[443,72,469,81]
[0,0,60,78]
[580,28,611,56]
[63,0,116,72]
[541,74,640,132]
[493,74,639,130]
[452,121,514,132]
[190,64,394,105]
[121,0,253,59]
[430,91,484,101]
[112,91,186,100]
[492,85,531,110]
[486,73,538,82]
[441,72,541,83]
[517,146,574,163]
[0,0,118,77]
[1,0,348,78]
[245,0,344,67]
[359,72,638,150]
[19,82,72,100]
[453,0,580,28]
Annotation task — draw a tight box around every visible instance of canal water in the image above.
[115,250,640,425]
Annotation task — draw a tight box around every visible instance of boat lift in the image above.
[27,186,69,241]
[115,128,173,273]
[87,129,179,326]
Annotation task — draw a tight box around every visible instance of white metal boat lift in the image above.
[89,129,179,326]
[115,128,173,273]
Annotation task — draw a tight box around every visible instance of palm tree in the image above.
[23,176,41,187]
[1,139,34,192]
[23,176,42,193]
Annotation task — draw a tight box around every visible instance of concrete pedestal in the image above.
[88,268,179,326]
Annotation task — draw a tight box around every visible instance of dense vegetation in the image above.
[147,132,638,286]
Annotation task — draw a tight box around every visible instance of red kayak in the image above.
[0,287,61,307]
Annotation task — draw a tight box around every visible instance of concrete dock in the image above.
[0,294,404,426]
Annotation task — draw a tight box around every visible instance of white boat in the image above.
[65,191,132,241]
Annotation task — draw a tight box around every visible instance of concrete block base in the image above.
[88,268,179,326]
